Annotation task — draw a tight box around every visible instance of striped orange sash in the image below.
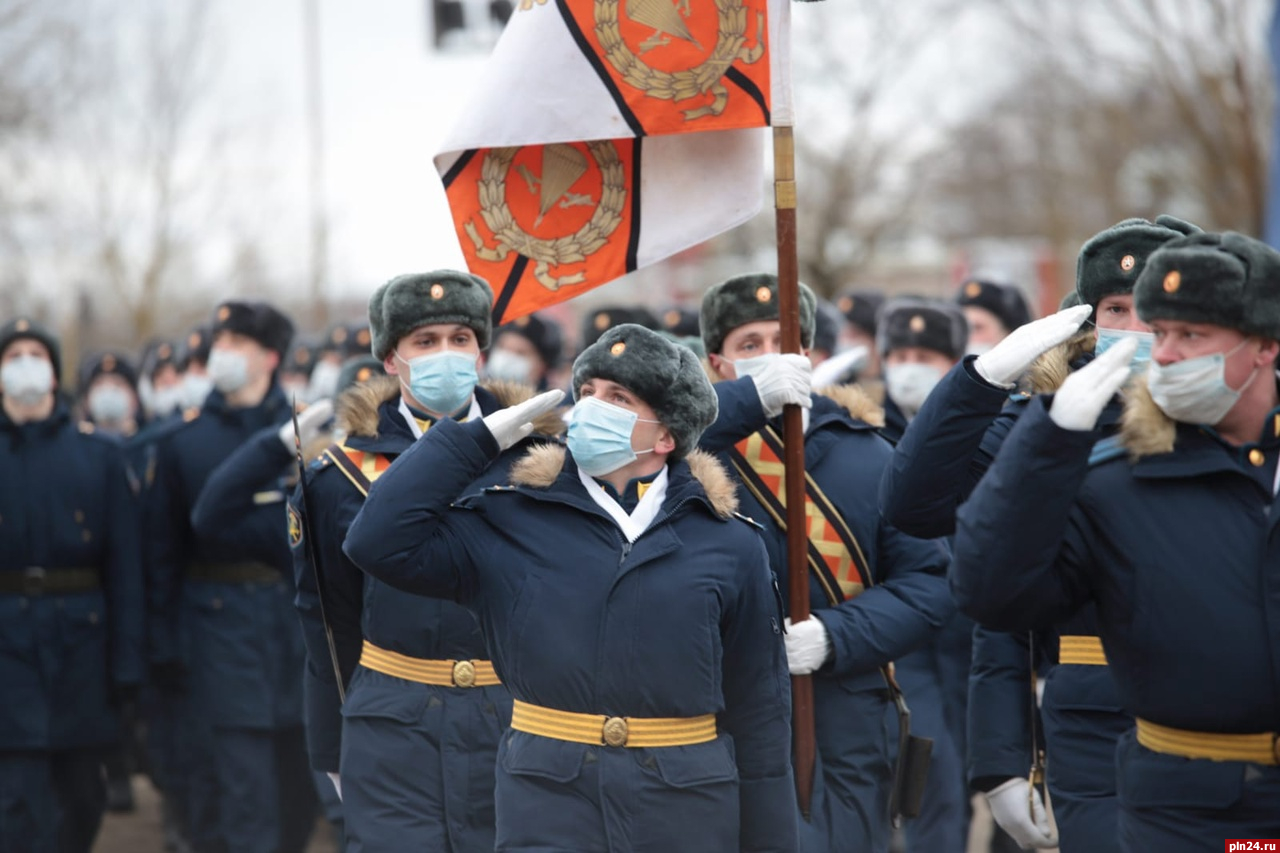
[729,426,872,605]
[323,445,394,497]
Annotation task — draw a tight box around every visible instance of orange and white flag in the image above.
[436,0,792,323]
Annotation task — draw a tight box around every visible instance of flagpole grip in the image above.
[773,123,815,821]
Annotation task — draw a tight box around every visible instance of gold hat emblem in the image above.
[838,296,852,313]
[964,281,982,298]
[756,286,772,303]
[909,315,926,333]
[664,309,680,328]
[356,329,370,345]
[158,344,172,358]
[333,326,348,343]
[188,332,200,348]
[595,313,611,331]
[1163,270,1181,293]
[1120,254,1136,272]
[15,319,29,332]
[356,367,372,382]
[217,306,231,322]
[102,354,116,371]
[610,341,626,356]
[515,316,530,328]
[430,283,445,300]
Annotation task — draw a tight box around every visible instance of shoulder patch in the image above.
[1088,435,1126,467]
[287,504,304,549]
[733,511,764,531]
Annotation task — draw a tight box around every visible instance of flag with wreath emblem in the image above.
[436,0,792,324]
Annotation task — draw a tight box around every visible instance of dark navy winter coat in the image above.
[344,417,798,853]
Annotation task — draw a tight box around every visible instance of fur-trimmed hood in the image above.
[1118,377,1177,461]
[335,375,565,440]
[1022,331,1097,396]
[508,444,739,518]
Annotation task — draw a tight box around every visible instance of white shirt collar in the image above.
[578,465,669,543]
[399,395,481,440]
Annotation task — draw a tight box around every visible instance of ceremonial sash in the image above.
[323,445,394,498]
[729,426,873,606]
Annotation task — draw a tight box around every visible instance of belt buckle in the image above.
[602,716,629,747]
[452,660,477,688]
[22,567,46,597]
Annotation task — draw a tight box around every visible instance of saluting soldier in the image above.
[696,274,953,852]
[881,215,1201,852]
[344,323,798,852]
[0,318,144,852]
[286,271,561,852]
[951,229,1280,850]
[147,300,316,853]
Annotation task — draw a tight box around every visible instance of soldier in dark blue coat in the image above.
[696,275,953,852]
[881,216,1201,853]
[0,318,144,853]
[148,300,315,853]
[951,230,1280,851]
[289,272,561,852]
[344,323,798,853]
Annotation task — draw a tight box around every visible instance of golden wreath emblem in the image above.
[464,141,627,292]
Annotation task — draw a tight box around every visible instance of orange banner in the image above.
[558,0,772,136]
[442,139,640,325]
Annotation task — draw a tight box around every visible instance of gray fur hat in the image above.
[877,297,969,360]
[700,273,817,356]
[571,323,718,462]
[1076,215,1202,308]
[368,270,494,360]
[1135,231,1280,341]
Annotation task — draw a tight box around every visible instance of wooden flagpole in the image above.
[773,122,815,820]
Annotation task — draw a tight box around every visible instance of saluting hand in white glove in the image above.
[750,354,813,418]
[783,616,831,675]
[1048,337,1137,432]
[985,777,1058,849]
[810,346,869,389]
[483,389,565,451]
[975,304,1093,389]
[277,398,335,452]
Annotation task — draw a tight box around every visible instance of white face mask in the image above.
[88,385,133,423]
[727,352,779,380]
[207,349,250,394]
[1146,339,1258,425]
[886,362,945,416]
[150,384,184,418]
[182,372,214,408]
[1,355,54,405]
[307,360,342,401]
[485,348,535,385]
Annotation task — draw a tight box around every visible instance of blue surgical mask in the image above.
[395,349,478,416]
[1146,339,1257,425]
[566,396,658,477]
[1096,328,1154,374]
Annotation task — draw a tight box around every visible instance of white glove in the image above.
[1048,337,1137,431]
[811,346,869,389]
[750,354,813,418]
[277,398,335,452]
[326,771,342,801]
[482,389,565,451]
[974,304,1093,388]
[783,616,831,675]
[985,777,1058,849]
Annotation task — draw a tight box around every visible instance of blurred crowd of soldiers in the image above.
[2,213,1278,853]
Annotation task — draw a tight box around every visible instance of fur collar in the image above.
[335,375,565,440]
[1022,332,1096,395]
[508,445,739,518]
[1118,377,1177,460]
